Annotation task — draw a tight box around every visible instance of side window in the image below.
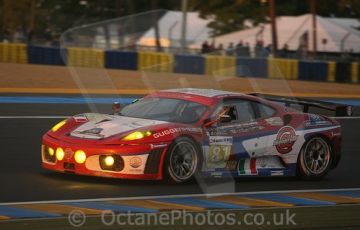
[257,103,276,118]
[234,100,256,122]
[211,99,256,124]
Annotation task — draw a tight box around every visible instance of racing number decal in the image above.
[209,145,231,162]
[207,136,233,169]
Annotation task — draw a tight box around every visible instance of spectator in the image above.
[236,40,244,48]
[280,43,289,58]
[236,40,250,57]
[201,41,210,54]
[217,43,225,55]
[226,42,234,56]
[209,40,216,53]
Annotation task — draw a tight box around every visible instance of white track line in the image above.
[1,187,359,206]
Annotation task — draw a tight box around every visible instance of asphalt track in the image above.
[1,99,360,203]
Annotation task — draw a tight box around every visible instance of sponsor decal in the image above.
[208,121,264,136]
[271,170,284,176]
[265,117,284,126]
[237,157,285,175]
[225,160,238,171]
[238,158,258,175]
[256,157,285,169]
[209,136,233,145]
[121,154,149,175]
[305,114,331,127]
[129,156,142,168]
[273,126,298,154]
[153,127,202,139]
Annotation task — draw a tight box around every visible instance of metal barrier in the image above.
[0,42,359,84]
[28,45,65,65]
[268,58,299,80]
[205,55,236,76]
[236,57,267,78]
[105,51,137,70]
[67,47,104,68]
[298,61,328,82]
[174,54,204,74]
[0,43,28,64]
[137,51,173,72]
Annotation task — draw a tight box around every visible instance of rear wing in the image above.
[250,93,353,117]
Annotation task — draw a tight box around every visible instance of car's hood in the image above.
[70,113,168,140]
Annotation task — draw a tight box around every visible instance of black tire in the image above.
[164,137,202,184]
[297,136,333,180]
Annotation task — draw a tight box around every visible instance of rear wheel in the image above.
[164,137,201,183]
[297,136,332,180]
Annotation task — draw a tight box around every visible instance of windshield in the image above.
[120,97,208,124]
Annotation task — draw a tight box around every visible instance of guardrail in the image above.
[0,43,359,84]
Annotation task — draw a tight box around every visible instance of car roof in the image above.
[148,88,251,106]
[161,88,244,98]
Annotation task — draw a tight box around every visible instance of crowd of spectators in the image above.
[201,40,273,58]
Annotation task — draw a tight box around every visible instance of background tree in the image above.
[190,0,360,36]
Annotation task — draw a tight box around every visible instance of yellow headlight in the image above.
[104,156,115,166]
[122,131,152,141]
[56,147,65,161]
[74,150,87,164]
[51,120,67,132]
[48,147,55,156]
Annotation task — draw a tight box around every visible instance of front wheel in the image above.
[164,137,201,183]
[297,136,333,180]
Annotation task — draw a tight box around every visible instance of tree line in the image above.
[0,0,359,45]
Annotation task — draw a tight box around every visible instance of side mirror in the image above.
[112,102,121,115]
[219,114,232,123]
[203,114,232,128]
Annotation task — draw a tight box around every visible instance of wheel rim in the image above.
[303,137,330,175]
[169,141,198,181]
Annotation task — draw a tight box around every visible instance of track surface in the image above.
[1,102,360,203]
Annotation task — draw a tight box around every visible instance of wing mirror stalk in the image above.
[204,114,232,127]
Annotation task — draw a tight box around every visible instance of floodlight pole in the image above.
[269,0,278,56]
[310,0,317,55]
[181,0,188,53]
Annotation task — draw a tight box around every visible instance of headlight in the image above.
[56,147,65,161]
[122,131,152,141]
[51,120,67,132]
[104,156,114,166]
[48,147,55,156]
[74,150,86,164]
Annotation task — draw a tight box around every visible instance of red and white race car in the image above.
[42,88,349,183]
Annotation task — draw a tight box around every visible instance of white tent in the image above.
[211,14,360,52]
[137,11,212,48]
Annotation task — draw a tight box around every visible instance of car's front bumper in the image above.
[42,134,167,180]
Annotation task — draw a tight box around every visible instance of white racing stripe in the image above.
[0,187,360,206]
